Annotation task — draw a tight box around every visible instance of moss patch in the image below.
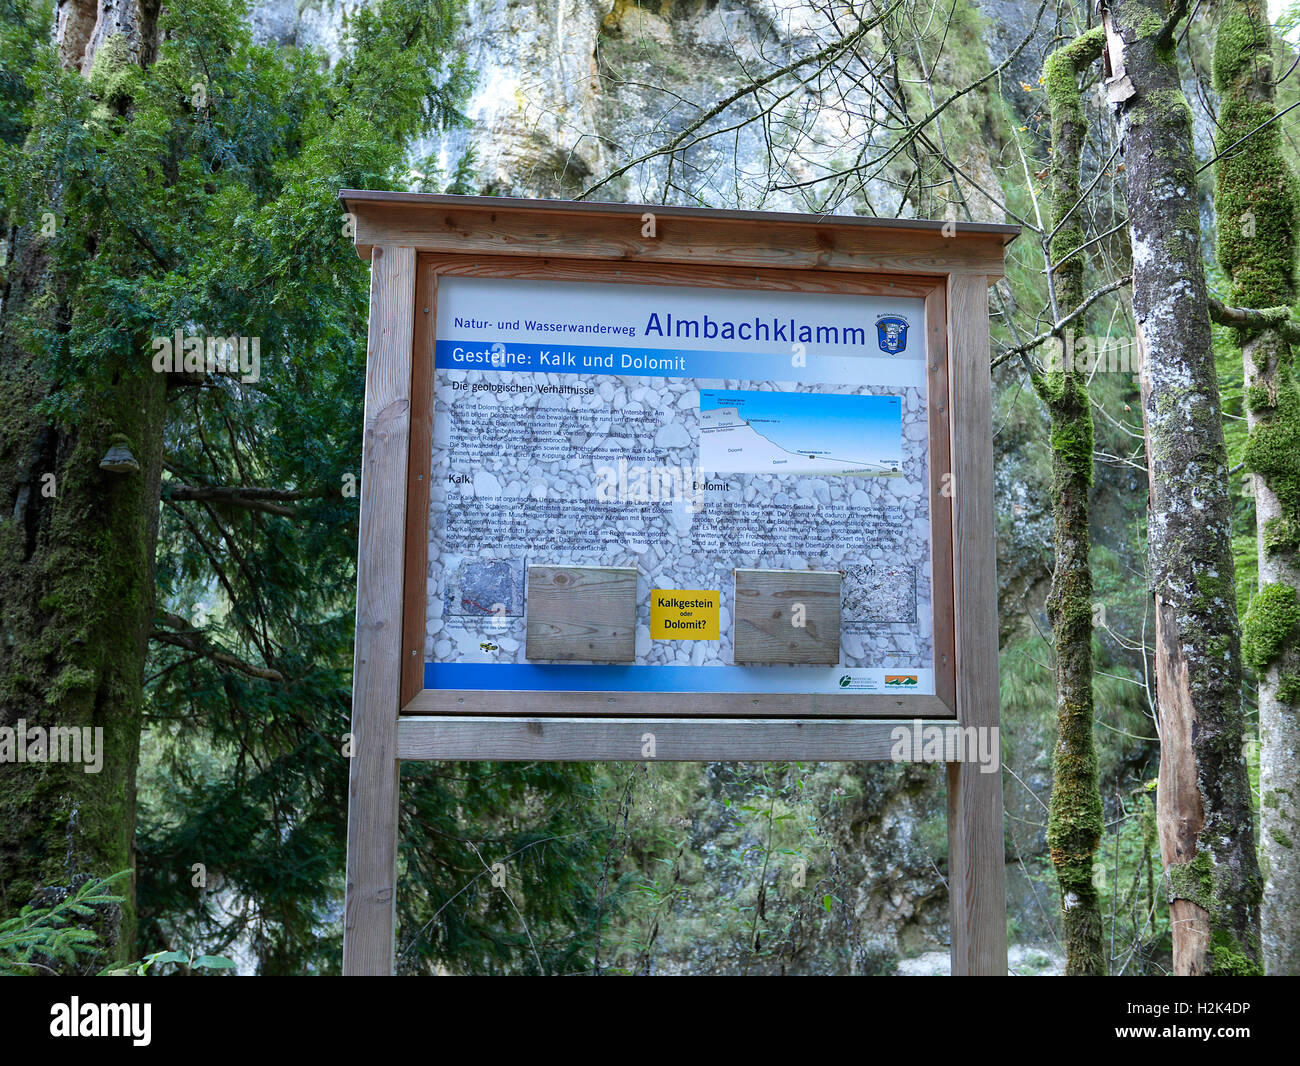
[1242,582,1300,671]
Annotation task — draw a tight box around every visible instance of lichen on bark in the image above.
[0,11,169,969]
[1035,23,1106,977]
[1213,0,1300,975]
[1110,0,1264,976]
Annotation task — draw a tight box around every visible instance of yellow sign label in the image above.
[650,589,720,640]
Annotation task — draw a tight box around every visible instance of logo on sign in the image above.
[885,674,919,687]
[876,315,909,353]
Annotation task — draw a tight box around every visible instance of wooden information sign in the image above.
[340,191,1018,976]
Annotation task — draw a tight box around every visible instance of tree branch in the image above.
[163,483,331,516]
[992,275,1133,369]
[1157,0,1191,51]
[1207,294,1300,343]
[152,613,285,683]
[578,1,902,200]
[770,0,1051,199]
[1197,96,1300,174]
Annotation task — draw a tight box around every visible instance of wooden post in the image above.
[945,273,1008,976]
[343,245,417,976]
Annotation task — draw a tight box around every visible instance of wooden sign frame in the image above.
[340,191,1018,977]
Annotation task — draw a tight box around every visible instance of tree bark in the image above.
[1038,25,1106,977]
[1212,0,1300,976]
[0,0,165,968]
[1104,0,1263,975]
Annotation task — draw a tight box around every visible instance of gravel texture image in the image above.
[444,559,522,619]
[843,563,919,625]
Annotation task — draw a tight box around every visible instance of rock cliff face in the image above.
[252,0,1074,970]
[256,0,1019,215]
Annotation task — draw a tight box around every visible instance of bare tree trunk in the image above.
[1038,24,1106,977]
[1103,0,1262,975]
[1212,0,1300,976]
[0,0,165,968]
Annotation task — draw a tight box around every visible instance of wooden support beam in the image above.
[945,274,1008,976]
[401,688,957,719]
[340,191,1019,277]
[343,245,416,977]
[400,256,437,708]
[397,715,924,761]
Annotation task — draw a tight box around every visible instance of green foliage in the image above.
[589,760,882,975]
[0,0,46,159]
[1,0,617,975]
[101,947,237,976]
[0,866,238,975]
[394,761,614,976]
[1,0,472,419]
[0,871,128,974]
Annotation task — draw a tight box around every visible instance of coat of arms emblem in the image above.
[876,315,909,353]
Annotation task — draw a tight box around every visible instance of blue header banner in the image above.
[435,340,921,387]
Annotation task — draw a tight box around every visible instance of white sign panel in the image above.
[425,276,936,695]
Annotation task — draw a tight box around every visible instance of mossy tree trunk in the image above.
[1105,0,1262,975]
[1036,26,1106,977]
[1212,0,1300,976]
[0,0,164,968]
